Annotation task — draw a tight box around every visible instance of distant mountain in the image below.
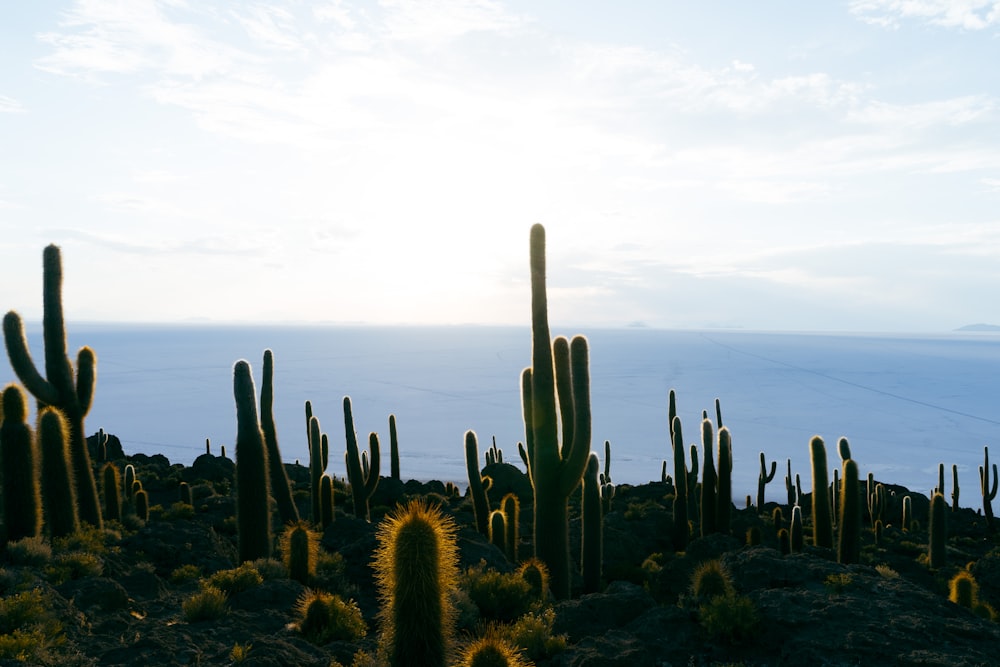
[956,323,1000,332]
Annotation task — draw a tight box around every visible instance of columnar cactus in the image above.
[757,452,776,512]
[810,436,834,549]
[902,494,913,531]
[929,491,947,569]
[0,384,41,541]
[307,406,324,523]
[389,414,401,481]
[179,481,192,505]
[373,499,459,667]
[790,505,803,554]
[785,458,795,508]
[951,464,960,512]
[582,452,602,594]
[260,350,299,525]
[123,464,136,503]
[700,419,718,537]
[838,459,861,565]
[687,443,700,527]
[282,520,318,585]
[489,509,507,553]
[233,360,272,563]
[38,406,79,538]
[519,224,592,600]
[716,427,733,534]
[102,463,122,523]
[486,437,503,466]
[343,396,380,522]
[465,430,492,536]
[3,244,102,528]
[671,415,688,551]
[320,474,335,529]
[501,493,520,563]
[135,488,149,522]
[980,446,997,531]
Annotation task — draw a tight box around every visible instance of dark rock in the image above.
[58,577,129,612]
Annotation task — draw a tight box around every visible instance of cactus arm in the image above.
[529,225,558,456]
[520,368,535,477]
[558,335,591,497]
[389,414,400,481]
[465,430,491,535]
[3,312,59,405]
[75,347,96,415]
[667,389,677,440]
[715,398,723,428]
[365,432,381,496]
[553,336,575,457]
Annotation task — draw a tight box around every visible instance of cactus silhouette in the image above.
[102,462,122,523]
[700,418,718,536]
[489,509,507,553]
[135,488,149,522]
[343,396,380,521]
[307,405,324,523]
[282,520,319,585]
[757,452,777,512]
[671,415,688,551]
[929,491,947,569]
[902,494,912,531]
[38,406,79,538]
[790,505,803,554]
[3,244,102,528]
[810,436,834,549]
[233,360,272,563]
[465,430,492,536]
[980,446,997,531]
[582,452,603,593]
[837,459,861,565]
[716,427,733,534]
[389,413,401,481]
[0,384,41,541]
[320,474,335,529]
[373,499,459,667]
[501,493,520,563]
[519,224,592,600]
[260,350,299,525]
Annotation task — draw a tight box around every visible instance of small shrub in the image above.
[250,558,288,581]
[5,536,52,566]
[162,501,196,521]
[690,559,734,602]
[230,642,252,663]
[875,563,899,579]
[457,625,531,667]
[0,589,54,634]
[181,585,228,622]
[823,573,854,595]
[0,628,48,662]
[505,608,567,663]
[294,590,367,644]
[53,524,116,555]
[207,562,263,596]
[311,550,354,596]
[461,562,535,623]
[698,594,758,645]
[170,564,202,585]
[44,551,104,585]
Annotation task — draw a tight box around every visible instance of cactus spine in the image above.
[465,430,492,536]
[980,446,997,531]
[810,436,834,549]
[757,452,776,512]
[389,413,400,481]
[102,462,122,523]
[233,360,272,563]
[838,459,861,565]
[1,384,41,541]
[671,415,688,551]
[700,418,718,536]
[3,244,102,528]
[582,452,603,594]
[343,396,380,522]
[716,427,733,534]
[260,350,299,525]
[373,500,459,667]
[38,406,79,538]
[929,491,947,569]
[519,224,592,600]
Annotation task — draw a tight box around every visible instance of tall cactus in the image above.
[810,436,834,549]
[785,459,795,508]
[389,414,401,481]
[233,360,272,563]
[951,464,960,512]
[38,406,79,538]
[980,446,997,531]
[102,462,122,523]
[501,492,520,563]
[837,459,861,565]
[671,415,688,551]
[757,452,777,512]
[700,418,718,536]
[519,224,592,600]
[343,396,380,522]
[716,427,733,534]
[0,384,41,541]
[465,430,492,536]
[259,350,298,525]
[928,491,947,569]
[581,452,602,594]
[3,244,101,528]
[307,407,325,524]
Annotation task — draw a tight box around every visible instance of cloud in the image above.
[0,95,25,113]
[847,95,997,128]
[849,0,1000,30]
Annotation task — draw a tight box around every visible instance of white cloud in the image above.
[850,0,1000,29]
[0,95,25,113]
[377,0,526,43]
[847,95,997,128]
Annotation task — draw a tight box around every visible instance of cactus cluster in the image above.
[343,396,380,522]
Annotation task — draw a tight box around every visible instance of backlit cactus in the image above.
[38,406,79,538]
[980,446,997,531]
[582,452,602,594]
[282,520,319,585]
[810,436,833,549]
[838,459,861,565]
[102,462,122,523]
[700,419,718,537]
[501,493,520,563]
[0,384,41,541]
[929,491,947,569]
[3,244,102,528]
[671,415,688,551]
[465,430,492,536]
[757,452,776,512]
[716,427,733,534]
[389,414,401,481]
[260,350,299,525]
[519,224,592,600]
[343,396,380,522]
[233,360,272,563]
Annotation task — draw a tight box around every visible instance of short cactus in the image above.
[489,509,507,553]
[282,521,319,585]
[38,406,79,538]
[581,452,602,594]
[837,459,861,565]
[949,570,979,609]
[928,491,947,569]
[980,446,997,531]
[102,463,122,523]
[501,493,520,563]
[0,384,41,541]
[790,505,803,554]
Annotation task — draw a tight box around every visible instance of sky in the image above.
[2,1,1000,332]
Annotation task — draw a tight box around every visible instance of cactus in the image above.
[757,452,776,512]
[809,436,834,549]
[517,557,550,602]
[123,464,136,503]
[102,463,122,523]
[929,491,947,569]
[233,360,272,563]
[671,415,688,551]
[456,628,531,667]
[602,439,612,485]
[501,493,520,563]
[902,494,912,531]
[951,464,960,512]
[519,224,592,600]
[700,419,718,536]
[778,528,790,555]
[95,427,108,462]
[343,396,380,522]
[838,459,861,565]
[868,482,886,530]
[581,452,602,594]
[687,442,700,527]
[715,397,723,428]
[716,427,733,534]
[949,570,979,608]
[320,474,335,529]
[307,407,324,523]
[516,441,530,476]
[373,499,459,667]
[259,350,299,525]
[38,406,79,538]
[980,446,997,531]
[389,414,401,481]
[465,431,492,536]
[790,505,803,553]
[135,488,149,522]
[785,459,795,508]
[3,244,102,528]
[489,509,507,553]
[179,481,192,505]
[486,436,503,466]
[837,437,851,461]
[1,384,42,541]
[936,463,945,497]
[830,467,840,529]
[285,519,319,584]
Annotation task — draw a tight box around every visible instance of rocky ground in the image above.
[3,443,1000,667]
